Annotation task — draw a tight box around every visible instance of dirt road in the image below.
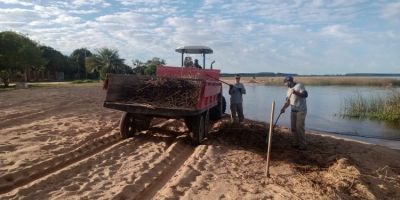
[0,84,399,199]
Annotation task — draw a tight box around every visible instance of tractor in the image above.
[103,46,226,145]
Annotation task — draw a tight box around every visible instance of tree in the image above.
[132,59,146,75]
[85,48,130,80]
[18,44,46,82]
[144,57,165,75]
[0,31,20,87]
[40,46,73,80]
[70,48,92,79]
[0,31,45,86]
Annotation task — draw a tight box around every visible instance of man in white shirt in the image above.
[280,76,308,150]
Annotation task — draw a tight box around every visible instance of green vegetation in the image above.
[0,31,46,87]
[71,79,99,84]
[132,57,165,75]
[0,85,15,92]
[85,48,132,80]
[341,91,400,122]
[0,31,165,88]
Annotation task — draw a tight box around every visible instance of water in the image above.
[222,85,400,140]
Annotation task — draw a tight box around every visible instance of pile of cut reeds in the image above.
[125,77,203,108]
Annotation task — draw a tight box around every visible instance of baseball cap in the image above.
[283,75,293,83]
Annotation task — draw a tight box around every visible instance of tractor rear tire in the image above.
[120,113,152,139]
[222,96,226,114]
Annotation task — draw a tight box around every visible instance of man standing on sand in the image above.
[280,76,308,150]
[229,74,246,123]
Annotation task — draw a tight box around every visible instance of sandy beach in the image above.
[0,84,399,199]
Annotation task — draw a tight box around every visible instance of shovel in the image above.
[205,74,232,86]
[273,92,293,129]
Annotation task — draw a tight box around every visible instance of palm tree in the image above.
[85,48,127,80]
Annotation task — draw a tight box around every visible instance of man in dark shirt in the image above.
[193,59,202,69]
[229,74,246,123]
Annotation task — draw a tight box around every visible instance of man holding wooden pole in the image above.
[280,76,308,150]
[229,74,246,123]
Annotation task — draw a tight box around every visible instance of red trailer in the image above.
[103,46,226,145]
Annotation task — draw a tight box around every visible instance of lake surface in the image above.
[222,85,400,140]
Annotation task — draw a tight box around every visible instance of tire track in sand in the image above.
[0,101,77,129]
[0,119,177,196]
[152,144,212,199]
[112,137,197,200]
[0,133,122,194]
[1,132,177,199]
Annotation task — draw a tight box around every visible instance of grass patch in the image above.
[71,79,99,84]
[341,91,400,122]
[0,85,16,92]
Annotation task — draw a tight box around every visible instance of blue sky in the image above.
[0,0,399,74]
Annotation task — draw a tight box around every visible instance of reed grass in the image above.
[341,91,400,122]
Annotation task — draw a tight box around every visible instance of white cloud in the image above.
[0,0,33,6]
[320,24,359,43]
[0,0,399,74]
[71,0,110,8]
[95,12,155,29]
[68,9,100,15]
[0,8,41,23]
[204,0,224,6]
[117,0,166,6]
[33,5,64,18]
[381,2,400,23]
[53,14,81,24]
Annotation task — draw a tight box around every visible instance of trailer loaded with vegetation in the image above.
[103,46,226,145]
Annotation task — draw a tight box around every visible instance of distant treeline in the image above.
[0,31,164,87]
[344,73,400,77]
[221,72,297,77]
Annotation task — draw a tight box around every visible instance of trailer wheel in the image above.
[120,112,136,139]
[222,96,226,114]
[185,111,209,146]
[204,110,211,136]
[120,113,152,139]
[191,114,204,145]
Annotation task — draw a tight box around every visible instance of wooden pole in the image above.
[266,101,275,178]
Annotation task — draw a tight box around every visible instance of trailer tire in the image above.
[185,111,209,146]
[120,113,152,139]
[222,96,226,114]
[120,112,136,139]
[192,115,204,145]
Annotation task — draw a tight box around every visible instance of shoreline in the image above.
[242,117,400,151]
[258,118,400,151]
[308,129,400,151]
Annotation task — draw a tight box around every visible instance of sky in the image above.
[0,0,399,74]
